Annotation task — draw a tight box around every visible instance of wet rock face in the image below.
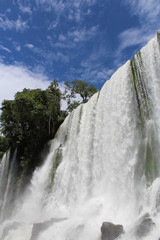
[30,218,67,240]
[101,222,124,240]
[135,213,155,237]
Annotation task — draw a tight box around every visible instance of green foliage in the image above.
[49,145,62,190]
[63,79,97,112]
[0,83,62,188]
[67,101,80,113]
[1,85,61,144]
[70,79,97,103]
[0,79,97,188]
[145,124,158,184]
[46,80,62,137]
[0,136,9,155]
[130,58,150,128]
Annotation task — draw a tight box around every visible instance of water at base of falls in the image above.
[1,31,160,240]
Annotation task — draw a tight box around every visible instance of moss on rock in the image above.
[49,145,62,190]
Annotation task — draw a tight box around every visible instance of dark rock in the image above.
[30,218,67,240]
[101,222,124,240]
[135,213,155,237]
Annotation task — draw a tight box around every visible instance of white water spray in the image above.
[1,31,160,240]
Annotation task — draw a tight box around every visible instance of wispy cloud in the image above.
[0,44,11,53]
[67,63,112,85]
[24,43,34,49]
[58,34,66,42]
[122,0,160,41]
[68,25,98,42]
[55,52,69,63]
[64,46,113,85]
[115,0,160,66]
[24,24,98,66]
[53,25,98,51]
[0,16,28,31]
[118,27,153,52]
[13,42,21,52]
[19,5,32,14]
[36,0,97,25]
[79,60,113,84]
[12,0,33,14]
[24,42,69,64]
[36,0,96,12]
[124,0,160,24]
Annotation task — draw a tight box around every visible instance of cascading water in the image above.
[0,149,17,222]
[1,30,160,240]
[0,151,11,214]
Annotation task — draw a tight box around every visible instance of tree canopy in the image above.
[0,87,61,147]
[0,83,62,185]
[63,79,97,112]
[0,79,97,187]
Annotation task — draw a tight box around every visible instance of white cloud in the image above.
[36,0,97,24]
[68,60,111,84]
[18,3,32,14]
[54,25,98,52]
[54,40,75,49]
[56,52,69,63]
[36,0,96,11]
[12,42,21,52]
[0,44,11,53]
[0,16,28,31]
[19,5,32,14]
[15,45,21,52]
[58,82,82,111]
[0,62,69,111]
[6,8,11,13]
[122,0,160,43]
[116,0,160,65]
[68,25,98,42]
[0,63,50,107]
[124,0,160,24]
[24,43,34,49]
[80,64,111,84]
[25,42,69,63]
[118,27,153,52]
[54,25,99,51]
[59,45,112,84]
[36,0,65,12]
[59,34,66,41]
[13,0,32,14]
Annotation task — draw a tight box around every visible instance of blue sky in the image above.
[0,0,160,105]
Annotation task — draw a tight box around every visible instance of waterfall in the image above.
[0,149,17,222]
[0,151,10,213]
[1,30,160,240]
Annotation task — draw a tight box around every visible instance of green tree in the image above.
[46,80,61,137]
[63,80,97,112]
[0,136,9,158]
[71,80,97,103]
[0,79,97,189]
[0,84,62,188]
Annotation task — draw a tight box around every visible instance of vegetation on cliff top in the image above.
[0,79,97,188]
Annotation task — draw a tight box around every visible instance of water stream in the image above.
[1,31,160,240]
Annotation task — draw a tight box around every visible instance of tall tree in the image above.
[0,85,62,187]
[63,80,97,112]
[0,79,97,187]
[46,80,61,137]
